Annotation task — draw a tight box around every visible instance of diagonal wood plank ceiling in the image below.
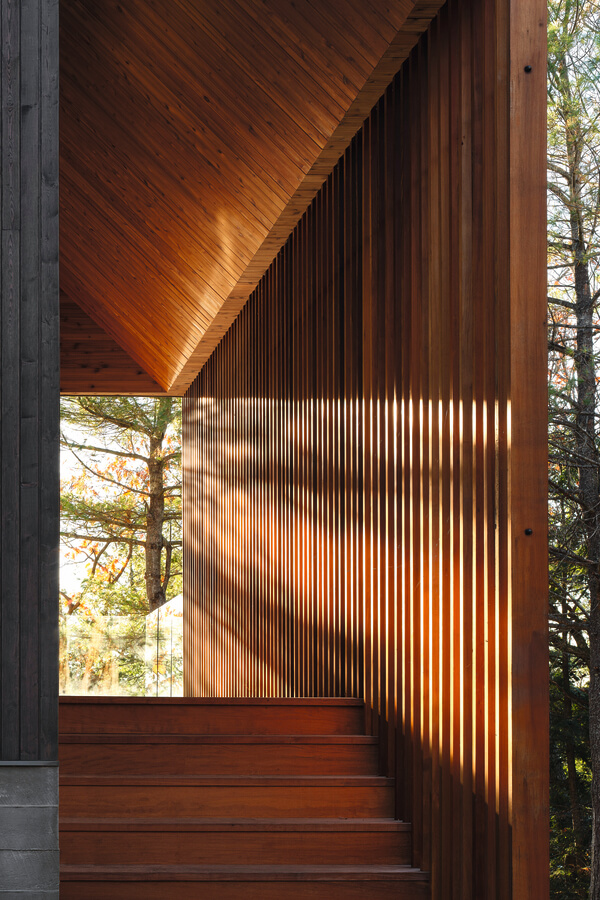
[60,0,445,395]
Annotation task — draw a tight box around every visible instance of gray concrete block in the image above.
[0,894,59,899]
[0,851,59,891]
[0,767,58,808]
[0,767,59,895]
[0,807,58,850]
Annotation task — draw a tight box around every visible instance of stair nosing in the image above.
[60,863,429,882]
[59,697,365,706]
[60,774,394,786]
[59,734,378,744]
[59,816,410,832]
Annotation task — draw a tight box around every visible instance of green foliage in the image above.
[60,396,182,695]
[547,1,600,894]
[549,653,591,898]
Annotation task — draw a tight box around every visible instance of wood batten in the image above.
[508,0,549,893]
[182,0,548,896]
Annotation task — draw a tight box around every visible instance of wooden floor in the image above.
[59,697,430,898]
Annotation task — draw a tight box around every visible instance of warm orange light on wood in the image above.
[183,1,548,896]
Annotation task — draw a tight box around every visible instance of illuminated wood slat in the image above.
[183,1,547,896]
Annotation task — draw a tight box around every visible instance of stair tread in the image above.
[59,733,377,744]
[60,816,410,832]
[61,774,394,786]
[59,697,364,706]
[61,864,428,882]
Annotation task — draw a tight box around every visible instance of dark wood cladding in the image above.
[0,0,60,760]
[183,0,548,895]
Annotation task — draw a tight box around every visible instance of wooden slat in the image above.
[1,0,23,761]
[183,1,548,896]
[507,0,549,895]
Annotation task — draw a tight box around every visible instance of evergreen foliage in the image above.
[59,396,182,694]
[547,1,600,894]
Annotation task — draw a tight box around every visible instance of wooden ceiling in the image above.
[60,0,445,395]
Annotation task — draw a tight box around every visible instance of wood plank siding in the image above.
[0,0,59,763]
[60,298,165,396]
[183,0,548,896]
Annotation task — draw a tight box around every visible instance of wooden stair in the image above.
[59,697,429,898]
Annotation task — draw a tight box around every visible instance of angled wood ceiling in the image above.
[60,0,445,395]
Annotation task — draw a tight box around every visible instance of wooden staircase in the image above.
[59,697,429,898]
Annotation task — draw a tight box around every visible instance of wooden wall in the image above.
[183,0,548,896]
[0,0,60,762]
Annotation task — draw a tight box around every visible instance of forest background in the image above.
[548,0,599,896]
[59,397,182,695]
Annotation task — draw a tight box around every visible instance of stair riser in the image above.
[60,830,411,866]
[59,744,379,776]
[59,702,364,735]
[60,881,430,899]
[60,784,395,818]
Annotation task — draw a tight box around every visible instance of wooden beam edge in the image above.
[507,0,549,895]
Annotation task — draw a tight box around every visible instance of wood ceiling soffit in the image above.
[60,297,167,396]
[170,0,446,394]
[60,0,443,393]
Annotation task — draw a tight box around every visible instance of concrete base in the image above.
[0,764,59,897]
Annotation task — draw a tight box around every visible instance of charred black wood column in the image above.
[0,0,59,896]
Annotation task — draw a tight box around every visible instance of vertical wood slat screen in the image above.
[183,0,548,895]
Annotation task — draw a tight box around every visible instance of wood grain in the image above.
[60,822,411,867]
[183,1,548,895]
[1,0,59,762]
[60,297,166,395]
[507,0,549,895]
[59,870,431,900]
[59,697,417,895]
[59,0,445,393]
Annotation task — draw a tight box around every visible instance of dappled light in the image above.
[177,3,551,877]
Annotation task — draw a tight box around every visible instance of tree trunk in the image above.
[145,435,166,613]
[572,206,600,900]
[567,133,600,900]
[563,640,586,865]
